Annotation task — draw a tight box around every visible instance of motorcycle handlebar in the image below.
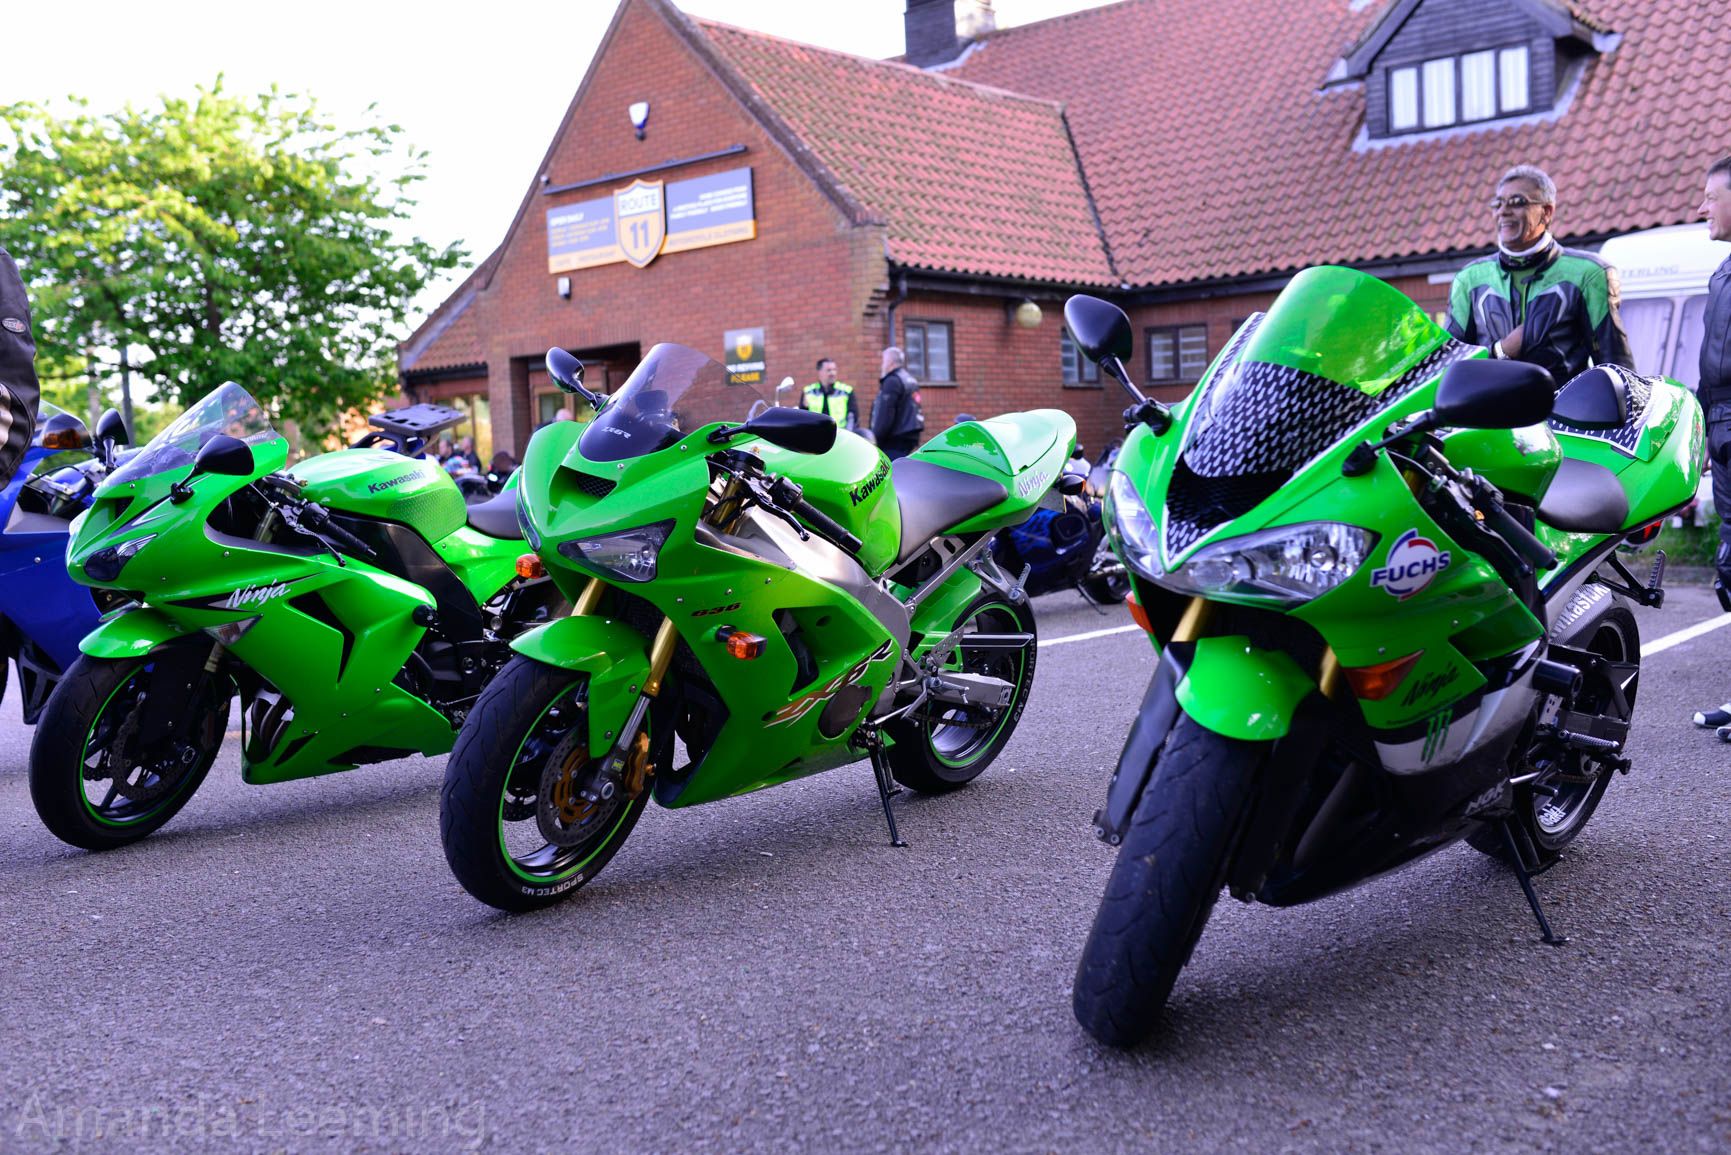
[790,495,863,554]
[1473,485,1557,571]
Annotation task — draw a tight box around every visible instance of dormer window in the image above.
[1387,45,1529,134]
[1334,0,1614,143]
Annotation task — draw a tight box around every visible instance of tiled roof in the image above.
[693,18,1117,286]
[400,260,491,376]
[941,0,1704,288]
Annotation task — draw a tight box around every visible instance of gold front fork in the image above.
[1170,596,1342,701]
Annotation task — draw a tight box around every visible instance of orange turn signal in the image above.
[1342,651,1424,701]
[516,553,547,579]
[40,429,85,450]
[716,626,766,660]
[1125,592,1155,635]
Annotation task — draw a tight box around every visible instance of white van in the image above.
[1598,222,1731,387]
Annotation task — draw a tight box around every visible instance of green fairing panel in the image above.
[433,525,524,604]
[79,608,189,658]
[914,410,1079,534]
[291,450,467,542]
[905,568,984,659]
[758,430,901,576]
[1442,425,1561,504]
[1174,637,1315,741]
[511,616,651,759]
[1550,379,1703,528]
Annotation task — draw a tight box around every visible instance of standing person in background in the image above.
[802,357,858,432]
[1688,156,1731,732]
[872,346,924,460]
[0,245,41,489]
[1446,164,1634,385]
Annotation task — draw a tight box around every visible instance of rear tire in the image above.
[30,653,228,851]
[441,656,648,912]
[1072,714,1263,1047]
[1469,605,1638,870]
[885,594,1036,794]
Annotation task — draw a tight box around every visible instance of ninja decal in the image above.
[1370,529,1451,600]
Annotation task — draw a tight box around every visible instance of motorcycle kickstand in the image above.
[1498,818,1567,946]
[865,735,909,848]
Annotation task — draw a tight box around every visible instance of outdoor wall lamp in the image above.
[1011,299,1043,328]
[557,276,572,299]
[629,101,650,140]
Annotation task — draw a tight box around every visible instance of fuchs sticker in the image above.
[1370,529,1451,599]
[222,581,292,610]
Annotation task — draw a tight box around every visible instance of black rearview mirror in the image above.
[1434,359,1554,429]
[95,407,128,447]
[1063,295,1134,364]
[739,406,836,455]
[546,347,586,394]
[191,433,256,478]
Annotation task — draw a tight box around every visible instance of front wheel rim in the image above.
[495,684,637,886]
[78,666,219,827]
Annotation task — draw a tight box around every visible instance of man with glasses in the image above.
[1446,165,1633,385]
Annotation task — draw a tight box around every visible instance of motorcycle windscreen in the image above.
[578,343,768,464]
[104,382,278,488]
[1162,266,1474,563]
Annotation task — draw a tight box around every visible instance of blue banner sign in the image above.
[548,167,755,273]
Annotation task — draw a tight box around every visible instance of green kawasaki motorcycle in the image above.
[1063,266,1701,1046]
[30,384,563,850]
[440,343,1075,910]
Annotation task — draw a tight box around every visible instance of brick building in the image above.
[400,0,1714,459]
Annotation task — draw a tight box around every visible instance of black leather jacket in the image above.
[1699,254,1731,412]
[0,246,40,489]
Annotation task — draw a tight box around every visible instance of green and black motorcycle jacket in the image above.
[1445,239,1634,385]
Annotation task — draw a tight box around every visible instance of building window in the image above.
[1060,329,1100,386]
[1146,325,1209,384]
[1385,44,1529,135]
[905,320,953,383]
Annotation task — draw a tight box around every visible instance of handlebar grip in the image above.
[792,497,863,554]
[1478,499,1556,571]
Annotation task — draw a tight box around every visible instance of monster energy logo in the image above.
[1421,709,1451,764]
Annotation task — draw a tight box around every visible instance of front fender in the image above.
[78,607,191,660]
[1175,636,1316,741]
[511,615,651,757]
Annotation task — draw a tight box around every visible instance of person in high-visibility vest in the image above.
[802,357,858,432]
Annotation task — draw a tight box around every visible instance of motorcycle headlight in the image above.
[81,533,156,584]
[1153,522,1378,606]
[1105,470,1161,577]
[557,521,672,583]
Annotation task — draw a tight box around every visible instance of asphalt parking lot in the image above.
[0,585,1726,1153]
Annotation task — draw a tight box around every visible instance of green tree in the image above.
[0,81,463,438]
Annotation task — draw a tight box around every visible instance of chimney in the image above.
[904,0,996,69]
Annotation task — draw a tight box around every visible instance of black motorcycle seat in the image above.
[1536,457,1630,534]
[465,489,523,540]
[892,457,1008,562]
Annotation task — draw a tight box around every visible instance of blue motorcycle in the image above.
[0,404,124,723]
[991,442,1128,606]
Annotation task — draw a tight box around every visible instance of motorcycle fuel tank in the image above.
[291,449,467,541]
[759,430,901,576]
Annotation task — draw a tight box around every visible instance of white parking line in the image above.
[1036,611,1731,658]
[1643,612,1731,657]
[1039,623,1142,648]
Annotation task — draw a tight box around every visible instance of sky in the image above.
[5,0,1118,321]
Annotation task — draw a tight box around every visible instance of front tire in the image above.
[885,594,1036,794]
[30,653,229,851]
[1072,714,1263,1047]
[441,656,648,912]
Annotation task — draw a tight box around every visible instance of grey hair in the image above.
[1499,164,1556,204]
[883,346,905,368]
